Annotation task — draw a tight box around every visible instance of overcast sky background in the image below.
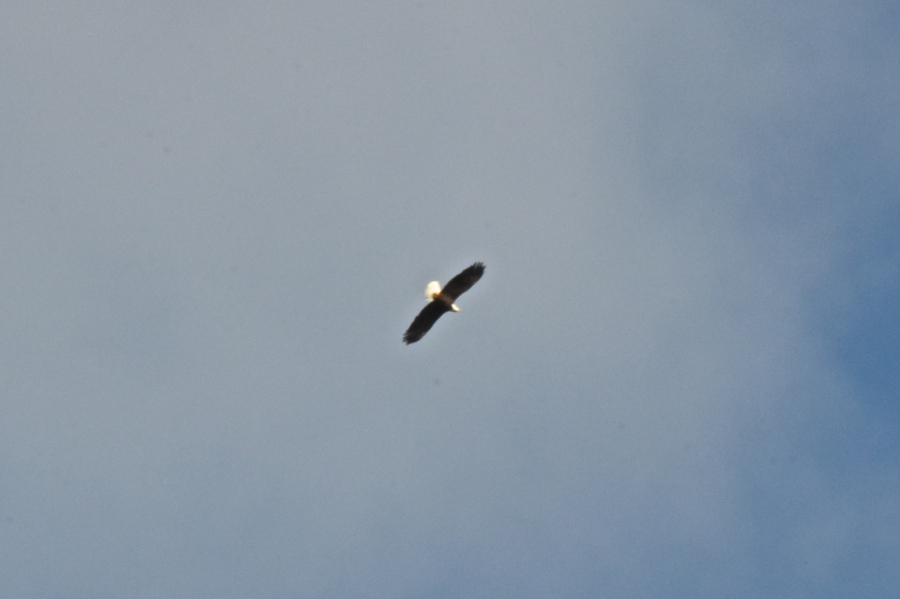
[2,2,899,597]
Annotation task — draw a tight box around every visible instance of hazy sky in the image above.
[2,2,898,597]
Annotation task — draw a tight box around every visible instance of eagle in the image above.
[403,262,485,344]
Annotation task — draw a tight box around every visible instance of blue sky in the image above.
[1,2,898,597]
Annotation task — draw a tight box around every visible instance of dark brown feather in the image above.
[403,300,451,344]
[438,262,485,302]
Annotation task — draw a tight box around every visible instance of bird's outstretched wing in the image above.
[403,300,451,344]
[439,262,485,302]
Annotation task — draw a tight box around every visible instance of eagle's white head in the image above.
[424,281,460,311]
[425,281,441,301]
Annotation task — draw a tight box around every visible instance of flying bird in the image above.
[403,262,485,344]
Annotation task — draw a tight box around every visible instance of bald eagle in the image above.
[403,262,485,344]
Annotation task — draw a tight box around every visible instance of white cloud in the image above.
[0,1,897,597]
